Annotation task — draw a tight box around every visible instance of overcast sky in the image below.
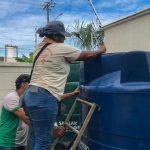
[0,0,149,56]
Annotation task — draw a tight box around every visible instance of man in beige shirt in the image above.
[23,20,106,150]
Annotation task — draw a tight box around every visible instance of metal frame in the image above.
[51,97,98,150]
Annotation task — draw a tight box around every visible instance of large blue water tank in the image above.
[79,51,150,150]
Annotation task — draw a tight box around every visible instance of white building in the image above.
[5,45,18,62]
[103,7,150,53]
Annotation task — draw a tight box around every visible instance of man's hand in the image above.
[76,44,107,61]
[14,108,30,125]
[98,45,106,53]
[61,86,80,100]
[73,86,80,96]
[53,125,65,137]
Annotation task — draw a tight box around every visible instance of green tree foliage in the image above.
[70,20,104,50]
[15,52,33,63]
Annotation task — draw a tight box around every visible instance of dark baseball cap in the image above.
[15,74,30,87]
[37,20,71,37]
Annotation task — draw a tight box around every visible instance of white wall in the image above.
[104,13,150,52]
[0,63,31,107]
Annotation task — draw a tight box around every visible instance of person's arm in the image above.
[76,45,106,61]
[14,108,30,125]
[61,87,79,100]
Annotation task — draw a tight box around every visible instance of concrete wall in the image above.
[104,12,150,52]
[0,63,31,107]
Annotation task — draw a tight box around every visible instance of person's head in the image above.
[37,21,71,43]
[15,74,30,93]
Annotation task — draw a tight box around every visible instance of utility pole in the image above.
[35,27,38,48]
[43,0,56,24]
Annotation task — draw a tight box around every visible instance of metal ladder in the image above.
[51,97,98,150]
